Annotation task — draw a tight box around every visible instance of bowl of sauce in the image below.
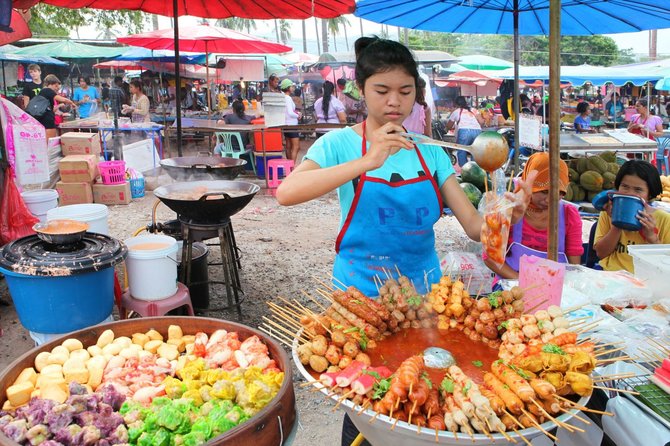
[33,219,89,245]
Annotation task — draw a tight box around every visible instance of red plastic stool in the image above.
[120,282,194,319]
[267,158,295,188]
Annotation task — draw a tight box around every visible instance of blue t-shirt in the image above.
[73,86,100,118]
[574,115,591,133]
[304,126,455,228]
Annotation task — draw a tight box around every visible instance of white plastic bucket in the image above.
[21,189,59,223]
[124,234,178,301]
[47,204,109,235]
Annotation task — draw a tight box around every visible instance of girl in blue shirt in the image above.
[574,102,595,133]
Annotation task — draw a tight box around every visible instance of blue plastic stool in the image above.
[656,137,670,175]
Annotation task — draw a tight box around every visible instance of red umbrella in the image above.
[117,24,292,54]
[0,10,31,46]
[36,0,353,19]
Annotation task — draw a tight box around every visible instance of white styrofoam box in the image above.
[123,138,160,173]
[628,244,670,301]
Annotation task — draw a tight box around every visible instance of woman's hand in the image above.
[638,204,660,243]
[506,170,538,224]
[363,122,415,171]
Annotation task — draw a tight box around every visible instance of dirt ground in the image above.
[0,136,594,445]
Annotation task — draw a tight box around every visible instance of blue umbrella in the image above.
[0,45,67,65]
[115,47,207,64]
[656,76,670,91]
[354,0,670,35]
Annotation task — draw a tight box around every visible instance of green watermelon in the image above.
[461,161,487,191]
[460,182,483,207]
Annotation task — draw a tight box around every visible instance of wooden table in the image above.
[165,118,348,187]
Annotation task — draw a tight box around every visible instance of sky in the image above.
[80,14,670,60]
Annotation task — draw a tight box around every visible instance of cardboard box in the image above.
[55,182,93,205]
[60,132,103,156]
[59,154,99,183]
[92,182,131,205]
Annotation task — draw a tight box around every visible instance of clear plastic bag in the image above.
[479,190,515,268]
[563,265,653,308]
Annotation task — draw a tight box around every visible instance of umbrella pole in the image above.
[206,41,211,119]
[2,61,6,97]
[548,0,561,261]
[173,0,183,157]
[512,0,521,175]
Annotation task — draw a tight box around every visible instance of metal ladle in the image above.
[401,132,509,172]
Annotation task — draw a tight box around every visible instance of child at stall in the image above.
[594,160,670,272]
[574,102,596,133]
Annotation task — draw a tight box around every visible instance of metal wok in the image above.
[154,180,260,223]
[160,156,246,181]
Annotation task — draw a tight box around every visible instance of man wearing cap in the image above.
[280,78,301,162]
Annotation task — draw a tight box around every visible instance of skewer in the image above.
[416,424,422,435]
[567,316,592,326]
[464,424,475,442]
[574,318,604,334]
[520,408,558,441]
[561,304,584,315]
[648,337,670,355]
[333,389,356,410]
[593,372,637,382]
[507,173,515,193]
[498,428,516,443]
[596,356,632,364]
[466,274,473,293]
[268,300,308,324]
[474,283,485,299]
[576,336,594,345]
[639,347,665,361]
[267,307,314,336]
[368,411,381,424]
[449,426,459,440]
[520,282,544,293]
[330,274,349,291]
[408,400,418,424]
[435,427,439,443]
[390,417,400,430]
[554,395,614,416]
[357,399,371,415]
[511,427,532,446]
[395,264,402,277]
[312,276,335,292]
[524,298,550,314]
[502,409,525,430]
[531,399,582,433]
[557,406,591,425]
[480,417,494,440]
[594,346,627,357]
[277,295,313,317]
[261,319,309,344]
[592,385,640,395]
[300,290,328,312]
[258,327,294,347]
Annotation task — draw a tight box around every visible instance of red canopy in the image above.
[38,0,353,19]
[117,24,292,54]
[0,10,31,46]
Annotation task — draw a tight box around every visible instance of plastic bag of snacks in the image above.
[478,191,515,268]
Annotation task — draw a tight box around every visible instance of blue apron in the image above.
[333,122,444,297]
[505,201,569,272]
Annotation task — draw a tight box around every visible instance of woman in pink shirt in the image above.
[484,152,583,281]
[628,97,664,141]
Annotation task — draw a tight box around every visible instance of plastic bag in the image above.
[563,264,653,308]
[479,191,514,268]
[0,168,39,245]
[440,251,493,295]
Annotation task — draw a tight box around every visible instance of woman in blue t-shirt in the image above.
[574,102,596,133]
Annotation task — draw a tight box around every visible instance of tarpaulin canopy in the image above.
[117,24,292,54]
[456,55,513,71]
[13,40,125,59]
[39,0,354,19]
[434,70,502,87]
[0,45,67,65]
[92,60,144,70]
[487,64,669,86]
[115,47,206,64]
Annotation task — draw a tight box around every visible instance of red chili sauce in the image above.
[367,328,499,385]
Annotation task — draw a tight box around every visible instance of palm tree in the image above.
[326,17,350,53]
[314,17,321,54]
[96,28,118,40]
[321,18,329,53]
[152,14,159,31]
[302,20,307,53]
[278,19,291,45]
[215,18,256,34]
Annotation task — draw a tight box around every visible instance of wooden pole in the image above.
[512,0,520,175]
[548,0,561,260]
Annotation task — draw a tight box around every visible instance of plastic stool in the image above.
[267,158,295,188]
[120,282,194,319]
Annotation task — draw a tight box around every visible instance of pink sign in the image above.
[518,255,566,311]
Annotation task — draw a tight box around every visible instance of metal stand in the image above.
[179,218,242,315]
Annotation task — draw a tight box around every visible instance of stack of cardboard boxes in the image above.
[56,132,131,206]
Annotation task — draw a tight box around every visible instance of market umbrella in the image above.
[118,24,292,115]
[0,10,31,46]
[92,60,144,70]
[13,40,125,58]
[457,55,513,71]
[655,76,670,91]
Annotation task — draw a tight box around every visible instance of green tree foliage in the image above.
[30,4,146,38]
[407,31,625,66]
[215,18,257,34]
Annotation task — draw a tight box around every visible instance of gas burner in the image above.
[178,215,231,228]
[0,233,127,276]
